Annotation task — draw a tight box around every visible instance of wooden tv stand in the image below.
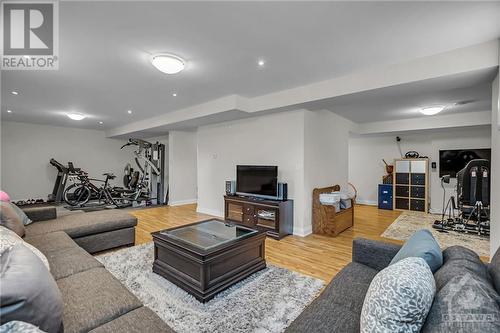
[224,195,293,240]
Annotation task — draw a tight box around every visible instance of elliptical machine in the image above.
[433,159,490,236]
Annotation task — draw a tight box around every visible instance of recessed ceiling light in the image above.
[99,121,103,125]
[7,110,12,113]
[127,110,132,114]
[66,113,86,121]
[11,91,18,95]
[150,53,185,74]
[172,93,177,97]
[258,59,265,67]
[420,105,446,116]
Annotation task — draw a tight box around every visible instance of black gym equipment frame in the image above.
[433,159,490,236]
[48,158,80,204]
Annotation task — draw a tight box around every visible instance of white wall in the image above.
[0,121,130,200]
[196,109,353,236]
[303,110,353,235]
[349,127,491,213]
[491,71,500,257]
[196,110,306,233]
[168,130,198,205]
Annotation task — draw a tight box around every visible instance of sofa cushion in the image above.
[45,246,103,280]
[25,210,137,238]
[361,257,436,333]
[285,262,378,333]
[0,201,25,237]
[22,206,57,222]
[435,245,490,291]
[88,307,175,333]
[24,231,77,254]
[422,272,500,333]
[0,244,63,333]
[488,245,500,293]
[390,229,443,273]
[57,267,142,333]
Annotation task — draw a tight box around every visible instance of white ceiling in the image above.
[299,68,496,123]
[1,1,500,130]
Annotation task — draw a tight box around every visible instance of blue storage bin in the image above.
[378,184,393,210]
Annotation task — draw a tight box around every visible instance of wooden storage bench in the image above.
[312,185,354,236]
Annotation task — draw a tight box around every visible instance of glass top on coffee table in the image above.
[160,219,258,251]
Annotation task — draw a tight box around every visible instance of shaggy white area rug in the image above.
[382,211,490,257]
[96,243,324,333]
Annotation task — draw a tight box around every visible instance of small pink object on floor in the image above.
[0,191,11,202]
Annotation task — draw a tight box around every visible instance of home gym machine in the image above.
[120,138,166,205]
[48,158,81,204]
[433,159,490,236]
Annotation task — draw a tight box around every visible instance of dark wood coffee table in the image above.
[152,219,266,302]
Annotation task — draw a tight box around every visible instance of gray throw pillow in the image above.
[435,246,490,291]
[360,257,436,333]
[489,246,500,294]
[0,202,25,237]
[422,273,500,333]
[0,244,63,333]
[390,229,443,273]
[10,203,33,225]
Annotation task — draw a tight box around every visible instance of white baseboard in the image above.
[429,208,442,215]
[169,199,197,206]
[293,228,312,237]
[196,206,224,218]
[356,199,378,206]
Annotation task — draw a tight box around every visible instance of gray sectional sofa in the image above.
[23,207,137,254]
[21,207,174,333]
[286,238,500,333]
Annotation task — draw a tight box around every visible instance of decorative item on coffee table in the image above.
[152,219,266,302]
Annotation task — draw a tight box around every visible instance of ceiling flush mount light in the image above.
[420,105,446,116]
[150,53,185,74]
[7,110,12,113]
[11,91,18,95]
[172,93,177,97]
[127,110,132,114]
[66,113,86,121]
[258,59,265,67]
[99,121,103,125]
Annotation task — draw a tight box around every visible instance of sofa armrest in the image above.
[22,206,57,222]
[352,238,402,271]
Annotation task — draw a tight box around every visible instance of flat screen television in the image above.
[236,165,278,199]
[439,148,491,178]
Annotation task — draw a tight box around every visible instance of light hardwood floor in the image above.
[130,204,402,282]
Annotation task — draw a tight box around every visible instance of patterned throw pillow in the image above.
[360,257,436,333]
[0,321,47,333]
[0,226,49,271]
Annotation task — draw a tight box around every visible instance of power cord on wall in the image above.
[396,136,403,158]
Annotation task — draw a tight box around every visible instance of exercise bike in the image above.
[63,171,130,208]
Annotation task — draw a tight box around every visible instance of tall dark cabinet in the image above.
[393,158,429,212]
[224,195,293,240]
